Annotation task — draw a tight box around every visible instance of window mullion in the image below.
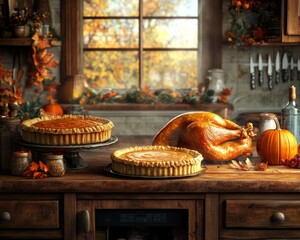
[138,0,143,88]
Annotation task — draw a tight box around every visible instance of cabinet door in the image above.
[282,0,300,42]
[77,196,203,240]
[287,0,300,35]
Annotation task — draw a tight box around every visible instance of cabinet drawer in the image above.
[0,200,59,229]
[225,200,300,229]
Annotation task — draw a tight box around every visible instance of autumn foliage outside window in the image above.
[76,0,232,105]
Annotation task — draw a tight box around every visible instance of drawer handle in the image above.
[78,210,90,233]
[0,212,11,221]
[271,212,285,222]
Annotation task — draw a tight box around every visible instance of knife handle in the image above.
[268,76,273,90]
[258,71,263,86]
[282,70,288,82]
[250,73,256,90]
[275,71,280,84]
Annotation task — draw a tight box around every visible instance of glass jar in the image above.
[11,151,31,176]
[46,154,66,177]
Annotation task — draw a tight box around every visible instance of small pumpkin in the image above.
[256,117,298,165]
[43,103,63,116]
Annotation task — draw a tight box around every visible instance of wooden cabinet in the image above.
[220,194,300,239]
[282,0,300,42]
[0,194,64,239]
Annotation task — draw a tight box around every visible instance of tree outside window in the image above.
[83,0,198,93]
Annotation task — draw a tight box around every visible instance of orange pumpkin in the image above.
[43,103,63,116]
[256,117,298,165]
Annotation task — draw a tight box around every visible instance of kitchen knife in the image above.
[258,53,263,86]
[282,52,289,82]
[249,55,256,90]
[298,59,300,81]
[267,55,273,90]
[275,51,280,84]
[290,57,295,81]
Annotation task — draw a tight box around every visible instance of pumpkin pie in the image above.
[20,115,114,145]
[111,145,203,177]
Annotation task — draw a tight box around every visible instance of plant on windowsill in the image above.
[74,85,232,108]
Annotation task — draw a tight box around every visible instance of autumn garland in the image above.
[76,86,232,105]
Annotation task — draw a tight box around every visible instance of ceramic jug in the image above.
[259,113,277,134]
[207,69,225,94]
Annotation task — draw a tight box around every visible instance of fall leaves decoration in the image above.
[23,161,49,179]
[77,85,232,105]
[229,158,268,171]
[225,0,280,47]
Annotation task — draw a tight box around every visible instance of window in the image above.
[60,0,222,105]
[83,0,198,92]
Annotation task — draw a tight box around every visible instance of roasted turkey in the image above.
[152,112,255,161]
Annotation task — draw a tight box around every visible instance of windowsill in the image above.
[81,103,233,111]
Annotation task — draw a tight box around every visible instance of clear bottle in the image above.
[282,85,300,143]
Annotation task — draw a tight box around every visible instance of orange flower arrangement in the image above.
[225,0,279,47]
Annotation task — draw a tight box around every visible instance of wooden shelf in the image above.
[0,38,32,46]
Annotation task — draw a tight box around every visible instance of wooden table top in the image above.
[1,135,300,194]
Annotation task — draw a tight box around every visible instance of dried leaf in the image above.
[255,161,268,171]
[39,161,49,173]
[29,161,39,172]
[229,159,254,171]
[22,169,33,178]
[245,158,254,169]
[231,160,241,169]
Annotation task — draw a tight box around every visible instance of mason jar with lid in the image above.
[11,150,31,176]
[46,154,66,177]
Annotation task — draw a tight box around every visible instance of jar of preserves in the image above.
[46,154,66,177]
[11,151,31,176]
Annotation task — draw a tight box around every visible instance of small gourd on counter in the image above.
[43,102,63,116]
[256,116,298,165]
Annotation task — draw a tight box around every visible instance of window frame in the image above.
[59,0,223,106]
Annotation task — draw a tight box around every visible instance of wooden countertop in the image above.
[1,136,300,193]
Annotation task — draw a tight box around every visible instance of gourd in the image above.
[43,103,63,116]
[256,117,298,165]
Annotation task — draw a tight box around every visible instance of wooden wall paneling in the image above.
[199,0,222,91]
[59,0,83,103]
